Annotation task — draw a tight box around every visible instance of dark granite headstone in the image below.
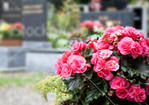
[22,0,47,41]
[1,0,22,23]
[0,0,2,19]
[80,10,134,27]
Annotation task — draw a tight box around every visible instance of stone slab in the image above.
[0,47,26,71]
[22,0,47,41]
[0,45,65,72]
[1,0,22,23]
[26,49,66,73]
[22,41,52,49]
[80,10,134,26]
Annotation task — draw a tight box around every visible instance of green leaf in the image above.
[64,76,84,91]
[84,48,94,57]
[121,66,128,72]
[84,84,101,104]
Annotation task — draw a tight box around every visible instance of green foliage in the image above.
[0,28,22,38]
[47,0,80,48]
[36,76,72,105]
[62,70,110,105]
[0,73,45,86]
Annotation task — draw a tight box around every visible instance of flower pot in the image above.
[1,38,22,46]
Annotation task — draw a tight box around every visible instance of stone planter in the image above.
[1,38,22,46]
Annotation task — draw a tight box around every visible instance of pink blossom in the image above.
[93,58,105,72]
[97,69,113,81]
[118,37,134,55]
[80,21,94,30]
[61,64,71,78]
[139,38,149,57]
[102,27,117,43]
[130,42,143,59]
[146,78,149,95]
[61,51,71,63]
[55,58,63,75]
[102,26,124,43]
[110,76,130,90]
[97,40,113,50]
[87,40,98,52]
[98,49,113,60]
[104,60,119,71]
[116,88,128,99]
[67,55,88,74]
[127,85,146,103]
[124,27,144,40]
[134,88,146,103]
[91,52,100,65]
[109,56,119,63]
[71,41,87,53]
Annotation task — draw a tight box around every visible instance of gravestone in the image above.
[0,0,2,19]
[1,0,22,23]
[22,0,47,41]
[80,10,134,27]
[127,6,147,37]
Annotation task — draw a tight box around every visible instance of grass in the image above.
[0,72,47,87]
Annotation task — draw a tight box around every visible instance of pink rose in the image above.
[134,87,146,103]
[67,55,88,74]
[97,40,113,50]
[91,49,113,65]
[104,60,119,71]
[102,26,125,43]
[71,41,87,53]
[94,21,104,29]
[79,41,87,51]
[130,42,143,59]
[91,52,100,65]
[139,38,149,57]
[55,58,63,75]
[97,69,113,81]
[102,27,117,43]
[124,27,144,40]
[109,56,119,63]
[98,49,113,60]
[61,51,71,63]
[61,64,71,78]
[110,76,130,90]
[146,78,149,95]
[118,37,134,55]
[127,85,146,103]
[80,21,94,30]
[116,88,128,99]
[93,58,105,72]
[87,40,98,52]
[127,86,136,101]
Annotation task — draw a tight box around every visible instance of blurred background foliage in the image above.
[47,0,81,48]
[47,0,149,48]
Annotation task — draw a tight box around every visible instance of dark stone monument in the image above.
[22,0,47,41]
[80,10,134,27]
[1,0,22,23]
[0,0,2,19]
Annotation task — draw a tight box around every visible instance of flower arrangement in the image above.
[55,26,149,105]
[80,20,104,35]
[0,22,23,38]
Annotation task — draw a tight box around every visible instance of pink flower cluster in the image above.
[55,41,90,78]
[91,49,119,81]
[55,26,149,103]
[99,26,149,59]
[80,20,104,31]
[110,76,146,103]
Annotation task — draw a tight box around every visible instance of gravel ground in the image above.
[0,85,56,105]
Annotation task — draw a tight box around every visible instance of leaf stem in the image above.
[83,74,116,105]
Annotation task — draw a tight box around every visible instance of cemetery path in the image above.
[0,85,55,105]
